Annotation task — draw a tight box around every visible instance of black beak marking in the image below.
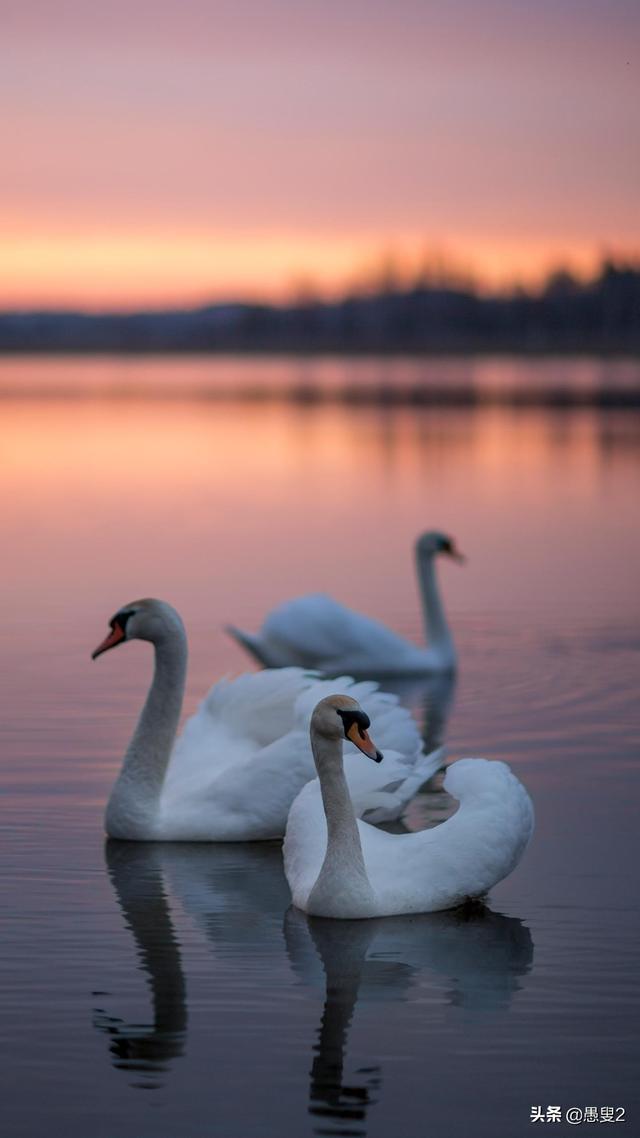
[336,707,383,762]
[336,708,371,738]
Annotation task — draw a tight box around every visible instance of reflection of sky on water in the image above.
[1,362,638,648]
[1,359,639,1138]
[1,354,640,397]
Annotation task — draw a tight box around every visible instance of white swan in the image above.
[226,530,463,677]
[284,695,534,918]
[92,599,441,842]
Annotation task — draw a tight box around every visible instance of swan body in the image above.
[92,599,440,842]
[227,530,462,677]
[284,695,534,918]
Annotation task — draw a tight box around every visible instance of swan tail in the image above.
[224,624,282,669]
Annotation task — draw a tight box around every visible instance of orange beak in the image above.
[92,621,126,659]
[346,721,383,763]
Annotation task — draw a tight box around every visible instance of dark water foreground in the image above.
[1,356,639,1137]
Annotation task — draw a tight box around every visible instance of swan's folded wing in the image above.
[165,667,317,793]
[164,724,317,841]
[286,757,534,916]
[292,674,423,763]
[353,746,445,823]
[262,593,414,668]
[187,731,316,839]
[198,667,316,747]
[361,759,535,914]
[294,674,434,822]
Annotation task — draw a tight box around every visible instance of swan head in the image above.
[311,695,383,763]
[92,598,184,659]
[416,530,465,564]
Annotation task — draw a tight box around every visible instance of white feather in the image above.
[284,757,534,917]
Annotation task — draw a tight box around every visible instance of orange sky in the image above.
[3,0,639,308]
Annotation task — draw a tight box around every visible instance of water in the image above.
[1,356,639,1137]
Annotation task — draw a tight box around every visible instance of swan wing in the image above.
[285,758,534,914]
[352,745,445,824]
[198,666,318,747]
[160,697,315,841]
[292,674,422,760]
[363,758,534,913]
[163,669,435,841]
[163,668,317,807]
[292,673,439,820]
[170,667,316,770]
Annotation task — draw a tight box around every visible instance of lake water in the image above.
[1,356,639,1138]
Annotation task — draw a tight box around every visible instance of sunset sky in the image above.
[3,0,639,309]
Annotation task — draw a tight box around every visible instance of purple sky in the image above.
[3,0,639,306]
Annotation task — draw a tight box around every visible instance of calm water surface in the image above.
[1,357,639,1137]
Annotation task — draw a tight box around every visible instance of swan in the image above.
[226,530,463,677]
[284,695,534,918]
[91,598,441,842]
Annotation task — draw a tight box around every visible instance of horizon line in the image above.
[1,252,638,317]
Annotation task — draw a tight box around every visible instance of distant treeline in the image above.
[1,259,639,354]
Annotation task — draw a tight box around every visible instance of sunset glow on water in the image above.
[1,356,639,1137]
[3,0,640,1129]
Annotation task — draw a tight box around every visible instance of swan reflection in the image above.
[92,842,188,1088]
[284,903,534,1136]
[302,920,383,1135]
[93,839,292,1087]
[379,668,457,754]
[94,838,533,1115]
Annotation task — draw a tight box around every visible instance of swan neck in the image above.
[416,549,454,659]
[106,624,188,836]
[309,734,372,908]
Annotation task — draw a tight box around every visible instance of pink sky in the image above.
[2,0,639,308]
